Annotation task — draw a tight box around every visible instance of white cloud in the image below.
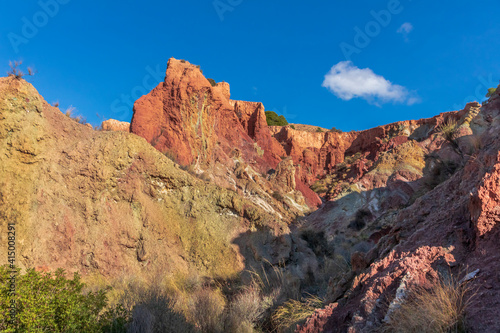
[397,22,413,41]
[322,61,420,106]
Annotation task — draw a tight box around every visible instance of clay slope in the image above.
[298,88,500,332]
[0,77,317,285]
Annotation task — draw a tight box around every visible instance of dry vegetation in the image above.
[382,274,475,333]
[271,295,324,332]
[82,250,349,333]
[436,118,459,144]
[7,60,34,79]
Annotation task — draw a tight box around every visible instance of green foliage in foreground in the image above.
[0,266,128,333]
[265,111,288,126]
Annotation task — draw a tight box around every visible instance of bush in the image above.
[290,125,295,130]
[485,87,497,98]
[316,127,323,133]
[207,78,217,87]
[330,127,342,133]
[189,288,226,333]
[127,293,195,333]
[265,111,288,126]
[300,230,331,257]
[225,285,265,332]
[7,61,34,80]
[348,209,371,231]
[272,191,284,201]
[0,267,128,332]
[382,274,474,333]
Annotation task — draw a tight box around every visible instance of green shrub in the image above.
[290,125,295,130]
[0,267,128,332]
[348,209,371,231]
[265,111,288,126]
[330,127,342,133]
[207,78,217,87]
[300,230,331,257]
[485,87,497,98]
[316,127,323,133]
[272,191,284,201]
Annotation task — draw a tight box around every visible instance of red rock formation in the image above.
[130,58,283,169]
[128,58,475,214]
[298,90,500,332]
[130,58,320,207]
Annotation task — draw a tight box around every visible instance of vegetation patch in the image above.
[265,111,288,126]
[382,274,475,333]
[436,118,459,143]
[0,267,127,332]
[271,295,324,332]
[207,78,217,87]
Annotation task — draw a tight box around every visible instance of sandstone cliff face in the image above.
[129,58,320,209]
[130,58,281,169]
[124,58,486,217]
[102,119,130,132]
[298,88,500,332]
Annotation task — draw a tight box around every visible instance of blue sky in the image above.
[0,0,499,131]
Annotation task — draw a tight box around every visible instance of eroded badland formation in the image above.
[2,57,500,332]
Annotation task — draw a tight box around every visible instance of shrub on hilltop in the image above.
[207,78,217,87]
[265,111,288,126]
[485,87,497,98]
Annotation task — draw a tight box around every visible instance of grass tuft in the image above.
[436,118,458,143]
[271,295,324,332]
[382,274,475,333]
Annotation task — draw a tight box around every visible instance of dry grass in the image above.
[7,60,34,79]
[225,284,265,332]
[188,287,226,333]
[64,105,87,124]
[436,118,459,143]
[382,274,474,333]
[271,295,324,333]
